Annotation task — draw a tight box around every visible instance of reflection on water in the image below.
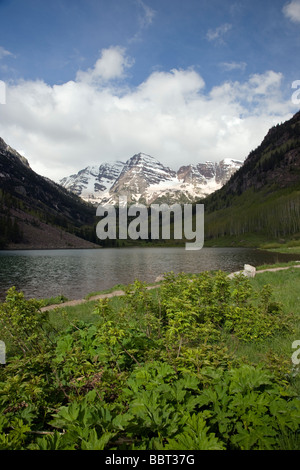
[0,247,298,300]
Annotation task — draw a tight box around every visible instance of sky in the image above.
[0,0,300,182]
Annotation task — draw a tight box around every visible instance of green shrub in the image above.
[0,273,299,450]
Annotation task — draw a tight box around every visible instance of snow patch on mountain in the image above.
[59,153,243,205]
[60,161,125,203]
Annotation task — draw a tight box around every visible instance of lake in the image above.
[0,247,299,301]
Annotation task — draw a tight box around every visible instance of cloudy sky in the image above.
[0,0,300,182]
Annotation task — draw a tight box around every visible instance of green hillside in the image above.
[201,111,300,247]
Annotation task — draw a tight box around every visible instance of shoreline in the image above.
[41,262,300,312]
[2,243,300,254]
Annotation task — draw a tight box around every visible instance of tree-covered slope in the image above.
[201,111,300,243]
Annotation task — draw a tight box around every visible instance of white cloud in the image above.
[220,61,247,72]
[206,23,232,43]
[0,48,296,182]
[0,46,14,59]
[283,0,300,23]
[76,46,134,84]
[129,0,156,44]
[137,0,156,28]
[134,68,205,110]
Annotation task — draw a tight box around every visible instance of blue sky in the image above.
[0,0,300,181]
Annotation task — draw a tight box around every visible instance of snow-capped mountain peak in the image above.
[59,153,243,205]
[59,160,125,202]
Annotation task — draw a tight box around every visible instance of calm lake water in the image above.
[0,247,299,301]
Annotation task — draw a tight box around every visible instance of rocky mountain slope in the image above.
[60,161,125,201]
[0,137,99,249]
[60,153,242,205]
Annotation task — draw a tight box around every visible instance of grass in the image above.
[256,260,300,270]
[40,294,69,307]
[204,236,300,252]
[84,281,160,300]
[48,300,99,330]
[48,293,126,331]
[259,238,300,254]
[251,267,300,315]
[224,267,300,392]
[84,283,127,300]
[264,246,300,254]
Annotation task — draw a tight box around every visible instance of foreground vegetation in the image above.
[0,268,300,450]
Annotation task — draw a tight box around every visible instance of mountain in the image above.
[0,137,99,249]
[108,153,177,205]
[3,109,299,250]
[202,110,300,245]
[59,161,125,202]
[60,153,242,205]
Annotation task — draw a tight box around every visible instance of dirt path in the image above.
[257,264,300,274]
[41,264,300,312]
[41,286,158,311]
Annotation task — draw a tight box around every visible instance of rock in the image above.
[243,264,256,278]
[228,264,256,279]
[15,185,27,197]
[155,275,165,283]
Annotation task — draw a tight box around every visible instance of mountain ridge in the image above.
[60,152,243,205]
[0,136,100,249]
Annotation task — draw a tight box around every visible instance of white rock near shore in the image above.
[227,264,256,279]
